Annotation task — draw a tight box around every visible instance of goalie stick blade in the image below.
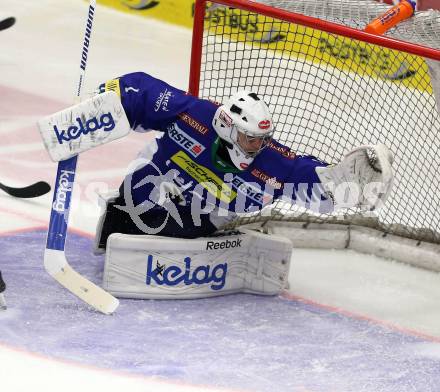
[0,181,51,198]
[0,17,15,31]
[45,250,119,315]
[52,264,119,315]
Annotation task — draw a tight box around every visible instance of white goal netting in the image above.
[192,0,440,245]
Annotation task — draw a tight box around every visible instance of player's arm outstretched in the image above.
[210,88,394,214]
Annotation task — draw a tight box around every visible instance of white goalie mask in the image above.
[212,91,274,170]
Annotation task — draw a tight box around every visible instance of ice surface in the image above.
[2,230,440,392]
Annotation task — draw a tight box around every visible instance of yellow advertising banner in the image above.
[97,0,195,28]
[203,6,430,93]
[98,1,430,92]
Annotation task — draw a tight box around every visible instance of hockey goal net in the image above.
[189,0,440,265]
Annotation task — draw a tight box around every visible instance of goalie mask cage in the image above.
[189,0,440,269]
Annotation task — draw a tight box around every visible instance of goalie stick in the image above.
[0,17,15,32]
[44,0,119,314]
[0,181,50,198]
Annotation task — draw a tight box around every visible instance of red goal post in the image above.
[189,0,440,268]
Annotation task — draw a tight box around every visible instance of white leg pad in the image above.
[103,229,292,299]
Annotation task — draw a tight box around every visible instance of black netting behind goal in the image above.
[193,0,440,244]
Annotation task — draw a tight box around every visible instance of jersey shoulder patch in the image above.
[178,112,210,136]
[251,140,298,186]
[267,140,296,160]
[249,167,283,190]
[104,78,121,97]
[178,98,218,136]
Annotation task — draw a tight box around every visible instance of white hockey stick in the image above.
[44,0,119,314]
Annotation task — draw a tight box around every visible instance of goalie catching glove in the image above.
[316,144,394,211]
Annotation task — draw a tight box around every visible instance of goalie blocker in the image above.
[38,91,130,162]
[103,229,292,299]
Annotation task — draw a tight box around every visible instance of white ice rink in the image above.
[2,1,440,391]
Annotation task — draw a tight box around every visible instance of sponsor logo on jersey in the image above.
[53,170,74,213]
[104,79,121,97]
[231,175,265,204]
[219,110,233,127]
[167,124,206,158]
[178,112,209,135]
[258,120,271,129]
[206,238,242,250]
[171,150,236,203]
[53,113,115,145]
[268,141,296,159]
[154,88,173,112]
[251,168,283,190]
[146,255,227,291]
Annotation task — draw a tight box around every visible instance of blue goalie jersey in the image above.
[101,72,330,238]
